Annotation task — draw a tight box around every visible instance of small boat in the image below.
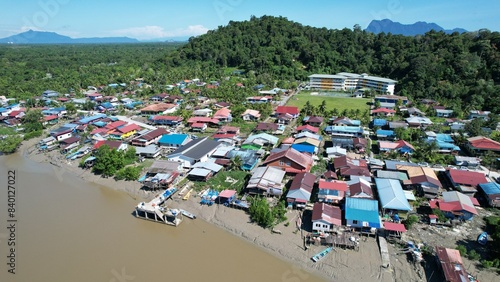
[311,247,333,262]
[179,209,196,219]
[183,189,193,201]
[477,232,488,245]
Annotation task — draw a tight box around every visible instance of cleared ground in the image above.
[286,92,371,112]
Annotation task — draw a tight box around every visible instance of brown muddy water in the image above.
[0,154,324,282]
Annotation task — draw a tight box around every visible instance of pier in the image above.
[134,187,183,226]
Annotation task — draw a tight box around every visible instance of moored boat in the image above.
[179,209,196,219]
[311,247,333,262]
[183,189,193,200]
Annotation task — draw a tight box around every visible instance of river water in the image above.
[0,153,324,282]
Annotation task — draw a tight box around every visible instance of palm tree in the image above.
[230,156,243,171]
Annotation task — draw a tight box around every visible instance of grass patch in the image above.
[287,92,371,113]
[191,170,250,193]
[0,127,17,135]
[229,121,257,136]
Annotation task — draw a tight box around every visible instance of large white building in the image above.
[308,72,397,95]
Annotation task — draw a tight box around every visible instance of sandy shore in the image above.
[19,138,429,282]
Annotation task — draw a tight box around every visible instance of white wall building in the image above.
[308,72,397,95]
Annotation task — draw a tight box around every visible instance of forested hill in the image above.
[165,16,500,113]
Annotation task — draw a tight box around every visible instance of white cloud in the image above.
[113,25,209,40]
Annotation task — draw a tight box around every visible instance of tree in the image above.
[65,103,77,116]
[115,166,141,181]
[92,145,125,177]
[22,109,43,133]
[0,135,23,153]
[230,156,243,171]
[248,197,274,228]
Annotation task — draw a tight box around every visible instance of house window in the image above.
[279,160,285,166]
[323,224,328,228]
[285,161,291,166]
[353,220,358,225]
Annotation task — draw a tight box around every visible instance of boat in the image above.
[183,189,193,201]
[179,209,196,219]
[311,247,333,262]
[477,232,488,245]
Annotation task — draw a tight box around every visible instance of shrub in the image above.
[468,249,480,260]
[456,245,467,256]
[403,215,419,229]
[23,130,42,140]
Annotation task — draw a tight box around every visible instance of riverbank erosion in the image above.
[18,138,464,282]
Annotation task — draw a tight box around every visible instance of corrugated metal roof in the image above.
[375,178,412,211]
[345,197,380,226]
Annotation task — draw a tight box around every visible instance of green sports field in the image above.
[286,92,371,112]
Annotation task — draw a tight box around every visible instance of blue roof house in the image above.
[375,178,412,212]
[158,134,191,148]
[345,197,381,228]
[376,129,395,140]
[226,149,259,171]
[291,144,317,154]
[478,182,500,208]
[372,118,387,128]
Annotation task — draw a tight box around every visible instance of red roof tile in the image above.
[319,180,348,191]
[262,148,313,171]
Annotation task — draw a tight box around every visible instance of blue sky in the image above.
[1,0,499,40]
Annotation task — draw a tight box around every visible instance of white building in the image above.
[308,72,397,95]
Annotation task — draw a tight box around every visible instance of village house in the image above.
[330,117,361,127]
[187,117,220,128]
[468,110,491,120]
[148,115,183,127]
[226,149,260,171]
[254,122,279,133]
[405,116,433,128]
[139,103,178,115]
[130,128,168,147]
[434,106,454,118]
[166,137,220,168]
[286,172,316,209]
[192,108,213,117]
[187,162,223,181]
[430,191,478,221]
[374,95,409,107]
[276,113,294,125]
[378,140,415,154]
[50,126,73,141]
[334,156,370,179]
[325,125,367,138]
[396,165,442,199]
[275,106,299,118]
[241,109,261,121]
[374,178,412,214]
[246,96,273,104]
[131,142,160,158]
[262,147,314,174]
[158,133,191,149]
[445,169,489,195]
[375,129,396,140]
[108,123,141,140]
[93,140,128,151]
[466,136,500,155]
[478,182,500,208]
[242,133,279,150]
[141,160,182,190]
[345,197,381,229]
[435,247,469,282]
[326,146,347,159]
[303,116,323,127]
[317,179,348,204]
[311,203,342,233]
[296,124,319,134]
[371,108,396,117]
[43,115,59,126]
[246,166,286,196]
[213,107,232,122]
[347,178,374,199]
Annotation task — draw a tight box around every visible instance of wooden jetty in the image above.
[378,235,391,268]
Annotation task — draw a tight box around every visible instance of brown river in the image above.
[0,153,324,282]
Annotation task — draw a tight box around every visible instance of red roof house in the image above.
[312,203,342,233]
[262,147,313,174]
[275,106,299,117]
[467,136,500,154]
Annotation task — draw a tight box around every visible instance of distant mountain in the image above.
[365,19,467,36]
[0,30,140,44]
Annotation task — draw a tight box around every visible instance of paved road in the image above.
[115,115,156,130]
